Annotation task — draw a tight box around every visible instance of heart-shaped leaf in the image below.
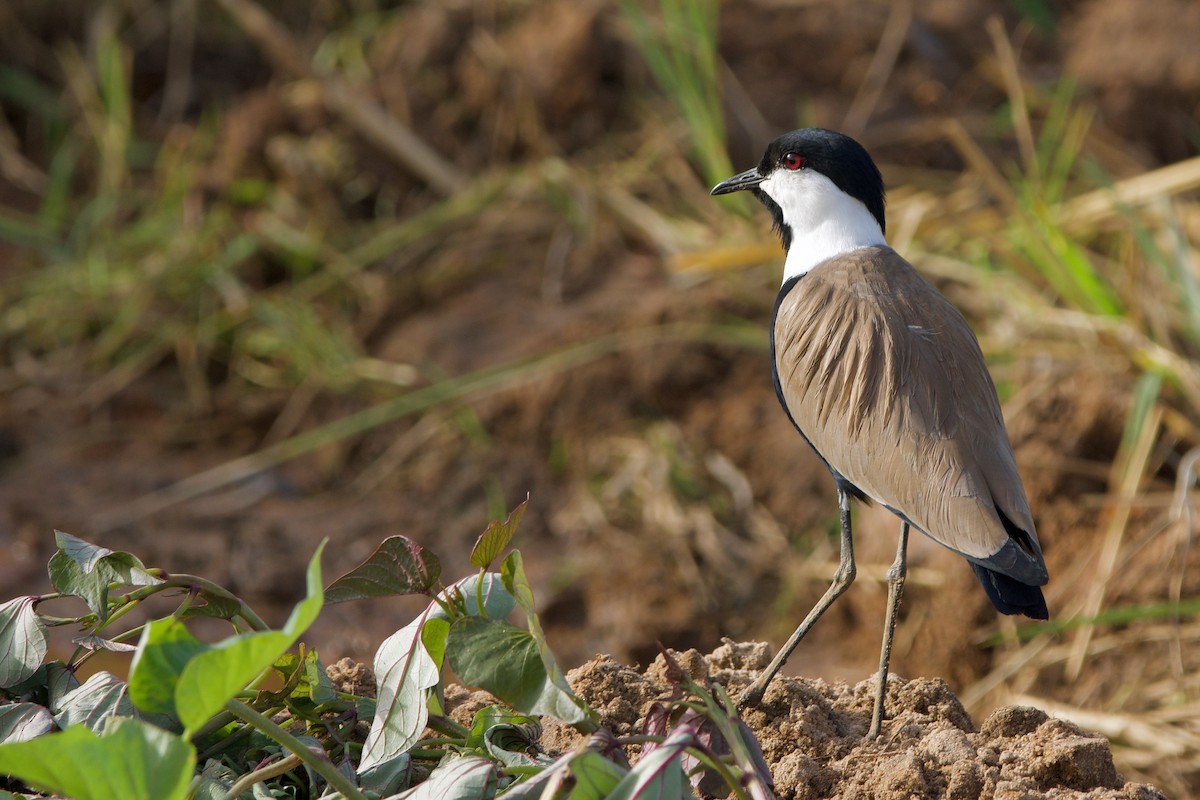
[0,716,194,800]
[358,605,441,771]
[0,702,55,744]
[175,542,325,734]
[325,536,441,604]
[0,597,48,689]
[469,496,528,570]
[53,671,135,731]
[49,532,159,622]
[445,617,591,725]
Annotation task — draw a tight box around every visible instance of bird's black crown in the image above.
[759,128,886,235]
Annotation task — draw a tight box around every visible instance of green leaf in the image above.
[469,496,527,570]
[178,589,243,621]
[487,744,626,800]
[359,607,441,771]
[606,725,695,800]
[55,530,118,574]
[0,702,55,743]
[53,671,135,731]
[325,535,441,604]
[464,705,545,769]
[465,705,534,750]
[0,597,48,689]
[694,682,773,799]
[54,531,158,586]
[357,752,412,796]
[499,734,628,800]
[73,634,138,654]
[445,617,590,724]
[176,633,293,733]
[396,754,498,800]
[128,617,210,717]
[274,649,336,704]
[45,662,82,709]
[48,532,160,621]
[359,573,518,773]
[0,716,195,800]
[420,616,451,670]
[437,573,516,620]
[3,661,77,709]
[498,552,596,726]
[481,720,546,768]
[564,750,630,798]
[499,552,537,619]
[175,542,325,734]
[191,758,240,800]
[47,549,110,620]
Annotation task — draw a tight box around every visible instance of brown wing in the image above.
[774,246,1046,584]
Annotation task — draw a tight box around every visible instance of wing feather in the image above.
[773,246,1046,585]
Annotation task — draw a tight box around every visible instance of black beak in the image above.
[710,168,763,196]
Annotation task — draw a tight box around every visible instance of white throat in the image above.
[760,170,886,282]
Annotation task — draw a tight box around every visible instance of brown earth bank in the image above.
[433,642,1168,800]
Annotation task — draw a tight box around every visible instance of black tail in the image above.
[971,563,1049,620]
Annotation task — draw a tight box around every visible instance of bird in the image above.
[710,128,1049,740]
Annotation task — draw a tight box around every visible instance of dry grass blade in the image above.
[986,16,1038,183]
[213,0,465,195]
[1167,447,1200,680]
[0,115,47,193]
[158,0,197,123]
[56,40,129,196]
[618,0,730,187]
[1065,394,1162,679]
[599,184,685,254]
[1059,156,1200,229]
[90,323,762,532]
[959,635,1053,709]
[668,242,780,273]
[941,118,1018,211]
[842,0,913,138]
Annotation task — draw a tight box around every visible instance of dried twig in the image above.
[213,0,465,196]
[986,17,1038,183]
[843,0,913,138]
[1059,156,1200,229]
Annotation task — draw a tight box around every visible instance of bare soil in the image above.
[439,643,1168,800]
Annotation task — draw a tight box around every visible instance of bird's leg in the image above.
[868,521,909,740]
[738,487,857,709]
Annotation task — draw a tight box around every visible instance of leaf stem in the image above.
[224,698,368,800]
[684,747,751,800]
[221,752,303,800]
[169,575,271,630]
[475,569,486,618]
[195,710,259,759]
[425,714,471,739]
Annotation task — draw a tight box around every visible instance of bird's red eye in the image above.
[782,152,805,170]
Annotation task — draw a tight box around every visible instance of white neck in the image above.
[760,170,887,283]
[781,216,886,280]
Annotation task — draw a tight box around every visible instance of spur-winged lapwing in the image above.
[711,128,1049,739]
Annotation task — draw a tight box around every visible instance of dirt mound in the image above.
[503,642,1166,800]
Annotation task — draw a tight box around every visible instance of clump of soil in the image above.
[444,641,1168,800]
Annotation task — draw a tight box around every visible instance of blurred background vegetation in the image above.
[1,0,1199,792]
